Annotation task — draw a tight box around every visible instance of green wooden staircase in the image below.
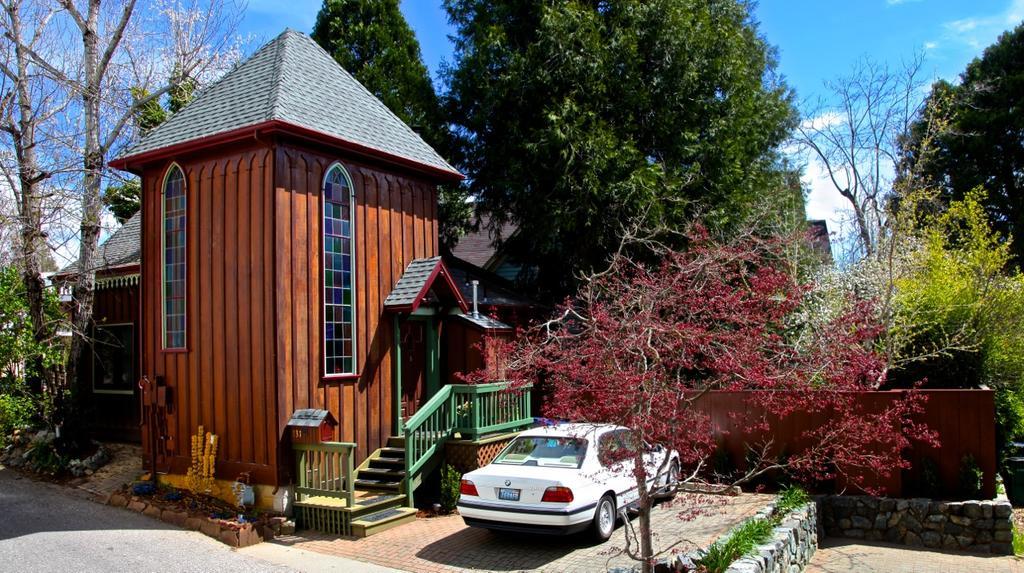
[292,441,416,538]
[293,383,533,537]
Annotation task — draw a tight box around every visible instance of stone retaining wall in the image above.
[817,496,1013,555]
[723,502,818,573]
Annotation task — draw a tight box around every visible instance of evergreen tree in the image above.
[313,0,470,244]
[903,23,1024,262]
[443,0,798,297]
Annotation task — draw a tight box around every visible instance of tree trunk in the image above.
[634,453,654,573]
[65,1,104,426]
[7,1,54,397]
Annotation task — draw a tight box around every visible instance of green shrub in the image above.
[697,518,775,573]
[995,386,1024,469]
[439,464,461,513]
[774,485,810,516]
[22,431,69,475]
[0,393,33,446]
[958,454,983,500]
[1014,526,1024,556]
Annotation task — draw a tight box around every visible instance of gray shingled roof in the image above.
[116,30,459,178]
[450,214,518,268]
[384,257,443,308]
[61,211,142,274]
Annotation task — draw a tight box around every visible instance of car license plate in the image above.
[498,487,520,501]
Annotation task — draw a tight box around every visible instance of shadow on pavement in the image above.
[414,527,610,571]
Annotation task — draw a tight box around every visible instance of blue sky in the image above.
[238,0,1024,245]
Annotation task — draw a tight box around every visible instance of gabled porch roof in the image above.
[384,257,468,314]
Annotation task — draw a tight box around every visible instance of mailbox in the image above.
[286,409,338,444]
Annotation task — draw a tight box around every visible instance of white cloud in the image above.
[886,0,924,6]
[943,0,1024,49]
[923,41,939,51]
[800,111,845,131]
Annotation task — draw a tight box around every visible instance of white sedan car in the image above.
[457,423,680,540]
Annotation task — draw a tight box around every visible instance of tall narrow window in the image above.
[162,165,187,349]
[323,163,356,375]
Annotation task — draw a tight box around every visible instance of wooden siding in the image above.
[273,141,439,466]
[140,145,279,483]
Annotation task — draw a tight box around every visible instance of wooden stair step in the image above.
[352,493,404,509]
[386,436,405,448]
[294,495,350,509]
[369,456,404,469]
[378,447,405,458]
[355,479,402,491]
[351,507,418,537]
[359,467,405,479]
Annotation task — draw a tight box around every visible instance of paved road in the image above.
[0,466,396,573]
[806,538,1024,573]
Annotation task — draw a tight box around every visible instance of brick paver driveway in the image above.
[274,493,773,573]
[807,538,1024,573]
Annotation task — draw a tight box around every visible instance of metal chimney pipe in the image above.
[471,280,480,318]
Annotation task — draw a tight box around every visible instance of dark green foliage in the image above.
[103,178,141,224]
[0,394,32,446]
[697,517,775,573]
[131,86,167,132]
[443,0,798,297]
[439,464,461,513]
[22,431,69,475]
[312,0,470,245]
[0,266,61,387]
[995,387,1024,471]
[958,454,984,500]
[902,23,1024,262]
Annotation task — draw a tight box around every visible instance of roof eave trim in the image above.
[110,119,465,183]
[52,261,142,280]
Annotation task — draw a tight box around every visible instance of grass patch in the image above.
[697,518,775,573]
[1014,527,1024,556]
[774,485,810,517]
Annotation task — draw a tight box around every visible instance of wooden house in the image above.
[104,30,533,535]
[54,214,142,441]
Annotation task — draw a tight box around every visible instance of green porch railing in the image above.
[293,441,357,510]
[403,382,532,505]
[453,382,533,439]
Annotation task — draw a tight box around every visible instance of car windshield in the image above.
[492,436,587,468]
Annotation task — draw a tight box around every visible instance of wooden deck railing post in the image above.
[345,449,355,509]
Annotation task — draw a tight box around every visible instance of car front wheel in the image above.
[592,494,616,541]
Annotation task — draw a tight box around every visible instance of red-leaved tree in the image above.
[483,225,933,571]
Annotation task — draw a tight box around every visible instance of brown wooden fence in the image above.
[695,390,996,498]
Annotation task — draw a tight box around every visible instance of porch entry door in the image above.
[401,320,428,420]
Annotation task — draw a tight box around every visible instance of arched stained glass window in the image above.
[323,163,356,375]
[162,165,187,349]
